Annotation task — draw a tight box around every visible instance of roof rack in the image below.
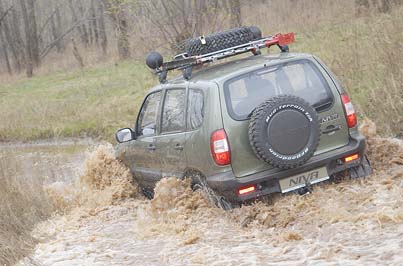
[146,30,295,83]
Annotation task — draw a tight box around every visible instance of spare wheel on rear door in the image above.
[248,95,320,169]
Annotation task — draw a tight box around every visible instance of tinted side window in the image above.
[161,89,186,133]
[137,91,162,137]
[187,89,204,130]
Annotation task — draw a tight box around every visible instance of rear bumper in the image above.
[206,132,368,202]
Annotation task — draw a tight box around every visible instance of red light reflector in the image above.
[210,129,231,166]
[344,153,359,163]
[238,185,256,195]
[341,93,357,128]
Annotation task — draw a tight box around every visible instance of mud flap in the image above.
[349,155,373,179]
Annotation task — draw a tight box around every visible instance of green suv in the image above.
[115,27,371,205]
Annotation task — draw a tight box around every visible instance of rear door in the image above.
[156,88,187,178]
[220,58,349,178]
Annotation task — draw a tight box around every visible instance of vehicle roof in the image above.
[148,52,314,93]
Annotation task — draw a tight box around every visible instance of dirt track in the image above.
[19,121,403,265]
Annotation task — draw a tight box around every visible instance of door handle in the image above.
[322,125,341,134]
[174,143,184,151]
[148,144,156,151]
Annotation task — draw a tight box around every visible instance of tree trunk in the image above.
[0,0,22,72]
[26,0,40,66]
[19,0,33,77]
[90,0,98,44]
[380,0,392,12]
[0,29,12,74]
[69,0,86,45]
[117,14,130,59]
[11,5,26,66]
[49,1,63,53]
[102,0,130,60]
[71,37,84,68]
[229,0,242,27]
[55,4,64,50]
[194,0,207,36]
[77,0,89,46]
[98,1,107,55]
[50,8,61,52]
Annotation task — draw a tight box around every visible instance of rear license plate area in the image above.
[279,167,329,193]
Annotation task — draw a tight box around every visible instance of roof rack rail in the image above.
[145,28,295,83]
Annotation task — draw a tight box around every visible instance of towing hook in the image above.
[298,183,313,195]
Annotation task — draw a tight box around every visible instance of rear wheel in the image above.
[186,170,236,210]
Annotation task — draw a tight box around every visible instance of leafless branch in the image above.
[0,4,13,26]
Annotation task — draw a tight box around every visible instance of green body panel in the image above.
[116,52,354,184]
[184,81,232,177]
[157,131,187,178]
[117,135,161,185]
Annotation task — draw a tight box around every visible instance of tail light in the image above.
[341,93,357,128]
[238,185,256,195]
[344,153,359,163]
[210,129,231,166]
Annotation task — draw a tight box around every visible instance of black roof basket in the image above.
[146,27,295,83]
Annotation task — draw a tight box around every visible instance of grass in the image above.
[0,2,402,141]
[0,61,157,142]
[292,10,403,136]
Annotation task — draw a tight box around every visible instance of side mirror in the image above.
[115,128,135,143]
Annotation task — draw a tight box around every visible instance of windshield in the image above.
[224,60,333,120]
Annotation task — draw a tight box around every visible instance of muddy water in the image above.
[0,139,93,185]
[11,123,403,266]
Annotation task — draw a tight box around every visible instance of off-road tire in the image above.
[185,170,235,210]
[248,95,320,169]
[179,26,261,56]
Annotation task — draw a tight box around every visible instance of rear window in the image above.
[224,60,333,120]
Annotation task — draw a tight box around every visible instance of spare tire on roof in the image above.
[248,95,320,169]
[178,26,262,56]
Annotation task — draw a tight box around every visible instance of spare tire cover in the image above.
[248,95,320,169]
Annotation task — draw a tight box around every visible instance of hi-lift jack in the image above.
[146,30,295,84]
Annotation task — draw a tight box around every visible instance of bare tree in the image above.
[0,1,12,24]
[11,4,26,63]
[71,37,84,67]
[140,0,226,51]
[69,0,85,45]
[229,0,242,27]
[89,0,98,45]
[98,1,108,55]
[0,29,11,74]
[19,0,34,76]
[0,1,22,71]
[26,0,40,66]
[77,0,89,46]
[50,2,63,52]
[102,0,130,59]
